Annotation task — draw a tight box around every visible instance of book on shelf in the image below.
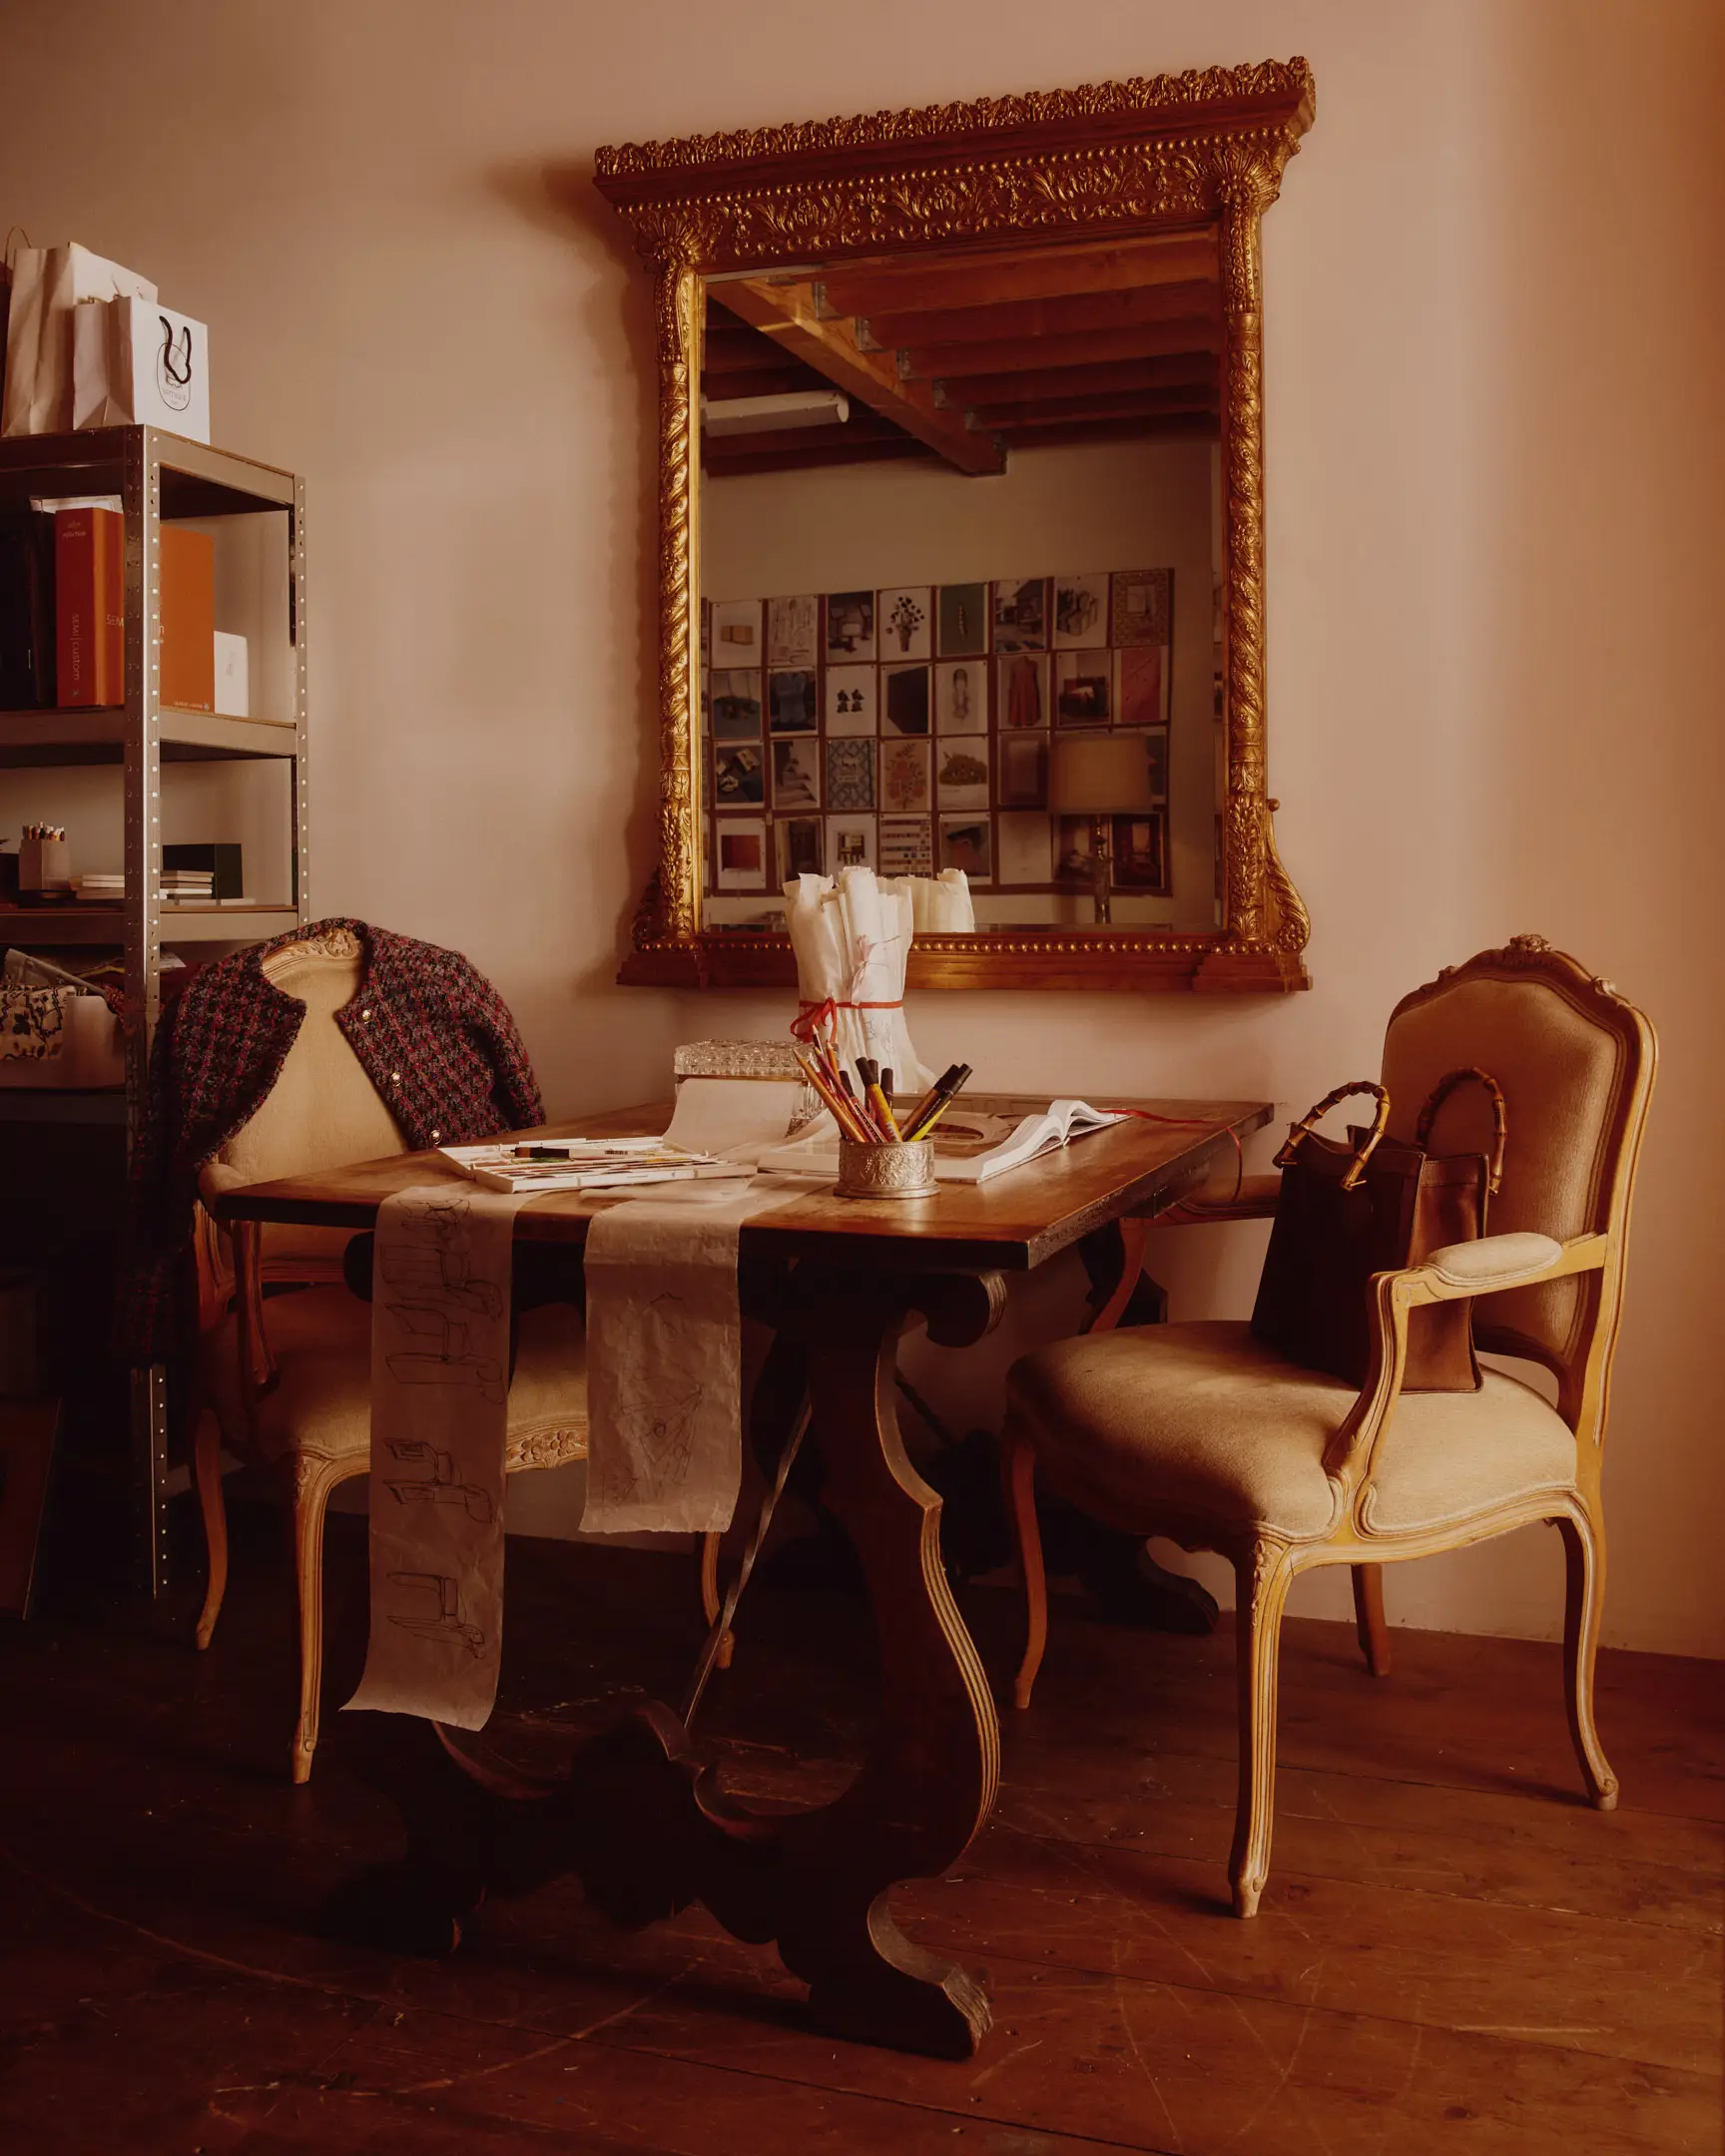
[0,509,56,708]
[163,841,241,898]
[160,526,214,711]
[54,505,123,706]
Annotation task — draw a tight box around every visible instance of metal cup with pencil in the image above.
[790,999,973,1201]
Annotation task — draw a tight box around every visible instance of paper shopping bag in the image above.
[74,294,210,442]
[2,244,156,436]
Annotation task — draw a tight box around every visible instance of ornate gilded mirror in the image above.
[595,58,1314,993]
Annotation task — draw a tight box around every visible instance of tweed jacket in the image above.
[119,917,543,1361]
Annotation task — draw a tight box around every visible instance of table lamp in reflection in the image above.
[1049,734,1158,925]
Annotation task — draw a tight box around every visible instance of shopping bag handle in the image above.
[1415,1066,1507,1195]
[1274,1080,1390,1192]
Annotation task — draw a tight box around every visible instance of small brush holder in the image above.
[834,1138,936,1201]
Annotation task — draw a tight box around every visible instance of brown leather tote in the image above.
[1250,1068,1506,1392]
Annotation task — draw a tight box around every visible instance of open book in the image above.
[757,1098,1125,1186]
[439,1137,752,1195]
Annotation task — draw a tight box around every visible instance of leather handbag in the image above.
[1251,1068,1506,1392]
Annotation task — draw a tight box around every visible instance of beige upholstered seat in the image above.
[199,1291,590,1474]
[191,927,590,1783]
[1012,1320,1578,1544]
[1002,937,1656,1918]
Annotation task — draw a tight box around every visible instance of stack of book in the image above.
[161,868,214,904]
[71,871,124,905]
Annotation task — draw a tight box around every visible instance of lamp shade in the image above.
[1048,732,1158,814]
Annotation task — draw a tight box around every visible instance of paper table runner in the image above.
[582,1176,801,1535]
[345,1182,527,1730]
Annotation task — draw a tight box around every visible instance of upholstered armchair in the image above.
[191,926,590,1784]
[1001,936,1656,1917]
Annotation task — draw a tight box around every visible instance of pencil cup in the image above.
[834,1138,936,1201]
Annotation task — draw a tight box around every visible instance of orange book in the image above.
[55,506,124,707]
[160,525,215,712]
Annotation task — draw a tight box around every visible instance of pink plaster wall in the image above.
[2,0,1718,1650]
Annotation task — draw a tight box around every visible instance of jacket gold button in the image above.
[430,1128,440,1142]
[390,1070,400,1084]
[359,1008,371,1021]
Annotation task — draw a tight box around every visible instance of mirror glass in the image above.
[697,228,1223,934]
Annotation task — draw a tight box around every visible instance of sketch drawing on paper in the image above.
[385,1570,486,1657]
[380,1192,509,1401]
[381,1436,496,1523]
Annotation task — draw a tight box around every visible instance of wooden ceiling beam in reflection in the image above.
[989,413,1219,449]
[713,282,1004,476]
[911,317,1219,383]
[967,385,1219,429]
[814,232,1218,318]
[940,354,1221,408]
[861,279,1219,353]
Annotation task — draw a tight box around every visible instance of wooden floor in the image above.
[0,1518,1720,2154]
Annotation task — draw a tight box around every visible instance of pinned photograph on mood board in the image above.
[777,815,823,881]
[881,738,931,813]
[878,814,933,876]
[998,653,1048,731]
[712,598,763,662]
[1053,572,1109,648]
[1116,645,1167,730]
[1111,568,1171,648]
[881,663,930,736]
[992,576,1047,652]
[878,586,931,660]
[711,671,762,739]
[825,590,875,661]
[938,582,988,658]
[824,665,876,735]
[768,670,819,734]
[767,593,820,670]
[772,736,822,808]
[827,815,875,871]
[998,731,1048,808]
[1055,651,1112,726]
[714,742,764,805]
[935,741,989,811]
[826,737,875,810]
[939,814,992,881]
[714,815,768,891]
[935,661,985,735]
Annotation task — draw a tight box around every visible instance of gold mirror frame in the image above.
[595,56,1315,994]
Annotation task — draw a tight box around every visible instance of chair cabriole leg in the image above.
[1230,1537,1293,1917]
[192,1408,228,1651]
[291,1457,338,1786]
[1351,1562,1392,1677]
[1001,1430,1047,1711]
[1555,1506,1618,1811]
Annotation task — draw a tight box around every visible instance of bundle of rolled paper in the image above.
[785,863,968,1095]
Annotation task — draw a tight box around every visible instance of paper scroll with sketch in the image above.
[345,1182,526,1730]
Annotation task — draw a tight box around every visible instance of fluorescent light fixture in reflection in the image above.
[703,389,851,436]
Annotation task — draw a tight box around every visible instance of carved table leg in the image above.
[325,1263,1004,2060]
[767,1269,1001,2055]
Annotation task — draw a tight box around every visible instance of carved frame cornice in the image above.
[594,58,1316,994]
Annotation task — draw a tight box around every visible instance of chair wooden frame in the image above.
[1002,936,1657,1916]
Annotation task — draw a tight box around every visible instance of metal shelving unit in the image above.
[0,425,308,1601]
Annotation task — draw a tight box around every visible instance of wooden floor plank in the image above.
[1,1529,1719,2156]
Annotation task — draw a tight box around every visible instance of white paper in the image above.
[784,865,936,1092]
[345,1182,526,1730]
[661,1075,808,1158]
[582,1176,800,1535]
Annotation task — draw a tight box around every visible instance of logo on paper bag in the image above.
[155,317,194,412]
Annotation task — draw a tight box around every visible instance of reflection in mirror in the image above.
[698,231,1222,934]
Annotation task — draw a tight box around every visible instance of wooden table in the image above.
[216,1094,1271,2059]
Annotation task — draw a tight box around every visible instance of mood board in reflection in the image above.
[700,562,1204,930]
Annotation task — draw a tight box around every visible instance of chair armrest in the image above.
[1160,1172,1281,1225]
[1405,1230,1605,1303]
[1323,1233,1608,1491]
